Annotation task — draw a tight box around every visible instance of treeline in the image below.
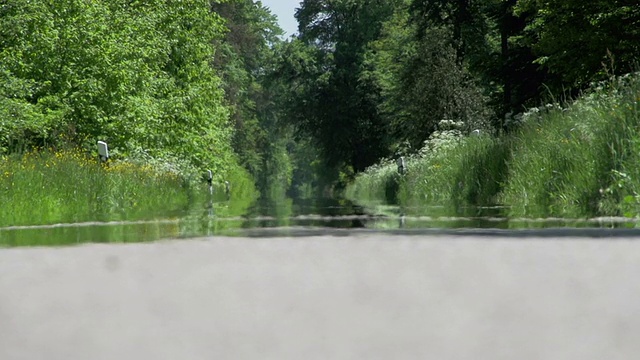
[0,0,291,188]
[0,0,312,195]
[0,0,237,174]
[278,0,640,190]
[2,0,639,197]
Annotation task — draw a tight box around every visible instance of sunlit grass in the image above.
[348,72,640,219]
[501,73,640,217]
[401,135,510,212]
[0,148,195,226]
[344,159,399,206]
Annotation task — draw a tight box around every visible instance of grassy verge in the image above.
[0,148,258,227]
[347,72,640,218]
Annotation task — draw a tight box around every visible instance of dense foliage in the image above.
[347,72,640,218]
[280,0,640,189]
[2,0,639,199]
[0,0,233,174]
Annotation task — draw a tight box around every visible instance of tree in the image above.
[516,0,640,90]
[211,0,301,195]
[289,0,397,173]
[212,0,282,176]
[362,0,491,150]
[0,0,233,172]
[406,0,550,129]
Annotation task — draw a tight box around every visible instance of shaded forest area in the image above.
[1,0,639,196]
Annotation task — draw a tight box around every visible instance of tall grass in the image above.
[344,159,400,205]
[400,135,510,211]
[502,73,640,217]
[347,123,510,216]
[347,72,640,218]
[0,148,256,227]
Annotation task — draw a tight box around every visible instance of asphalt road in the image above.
[1,233,640,360]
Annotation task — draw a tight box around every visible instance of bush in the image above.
[348,72,640,219]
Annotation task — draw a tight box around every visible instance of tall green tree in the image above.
[492,0,546,118]
[212,0,281,176]
[410,0,491,63]
[407,0,546,128]
[363,0,491,150]
[289,0,397,173]
[212,0,298,195]
[0,0,233,171]
[516,0,640,90]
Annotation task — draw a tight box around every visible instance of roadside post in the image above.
[206,170,213,196]
[206,170,214,217]
[97,141,109,163]
[397,156,406,175]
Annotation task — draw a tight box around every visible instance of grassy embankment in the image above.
[0,148,258,227]
[347,72,640,218]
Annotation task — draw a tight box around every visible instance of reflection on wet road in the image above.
[2,197,640,246]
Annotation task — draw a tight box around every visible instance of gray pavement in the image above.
[1,234,640,359]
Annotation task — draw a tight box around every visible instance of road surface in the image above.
[1,232,639,359]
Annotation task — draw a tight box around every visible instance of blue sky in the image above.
[259,0,301,37]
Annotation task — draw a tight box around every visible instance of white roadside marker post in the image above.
[397,156,406,175]
[206,170,213,195]
[97,141,109,163]
[206,170,214,217]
